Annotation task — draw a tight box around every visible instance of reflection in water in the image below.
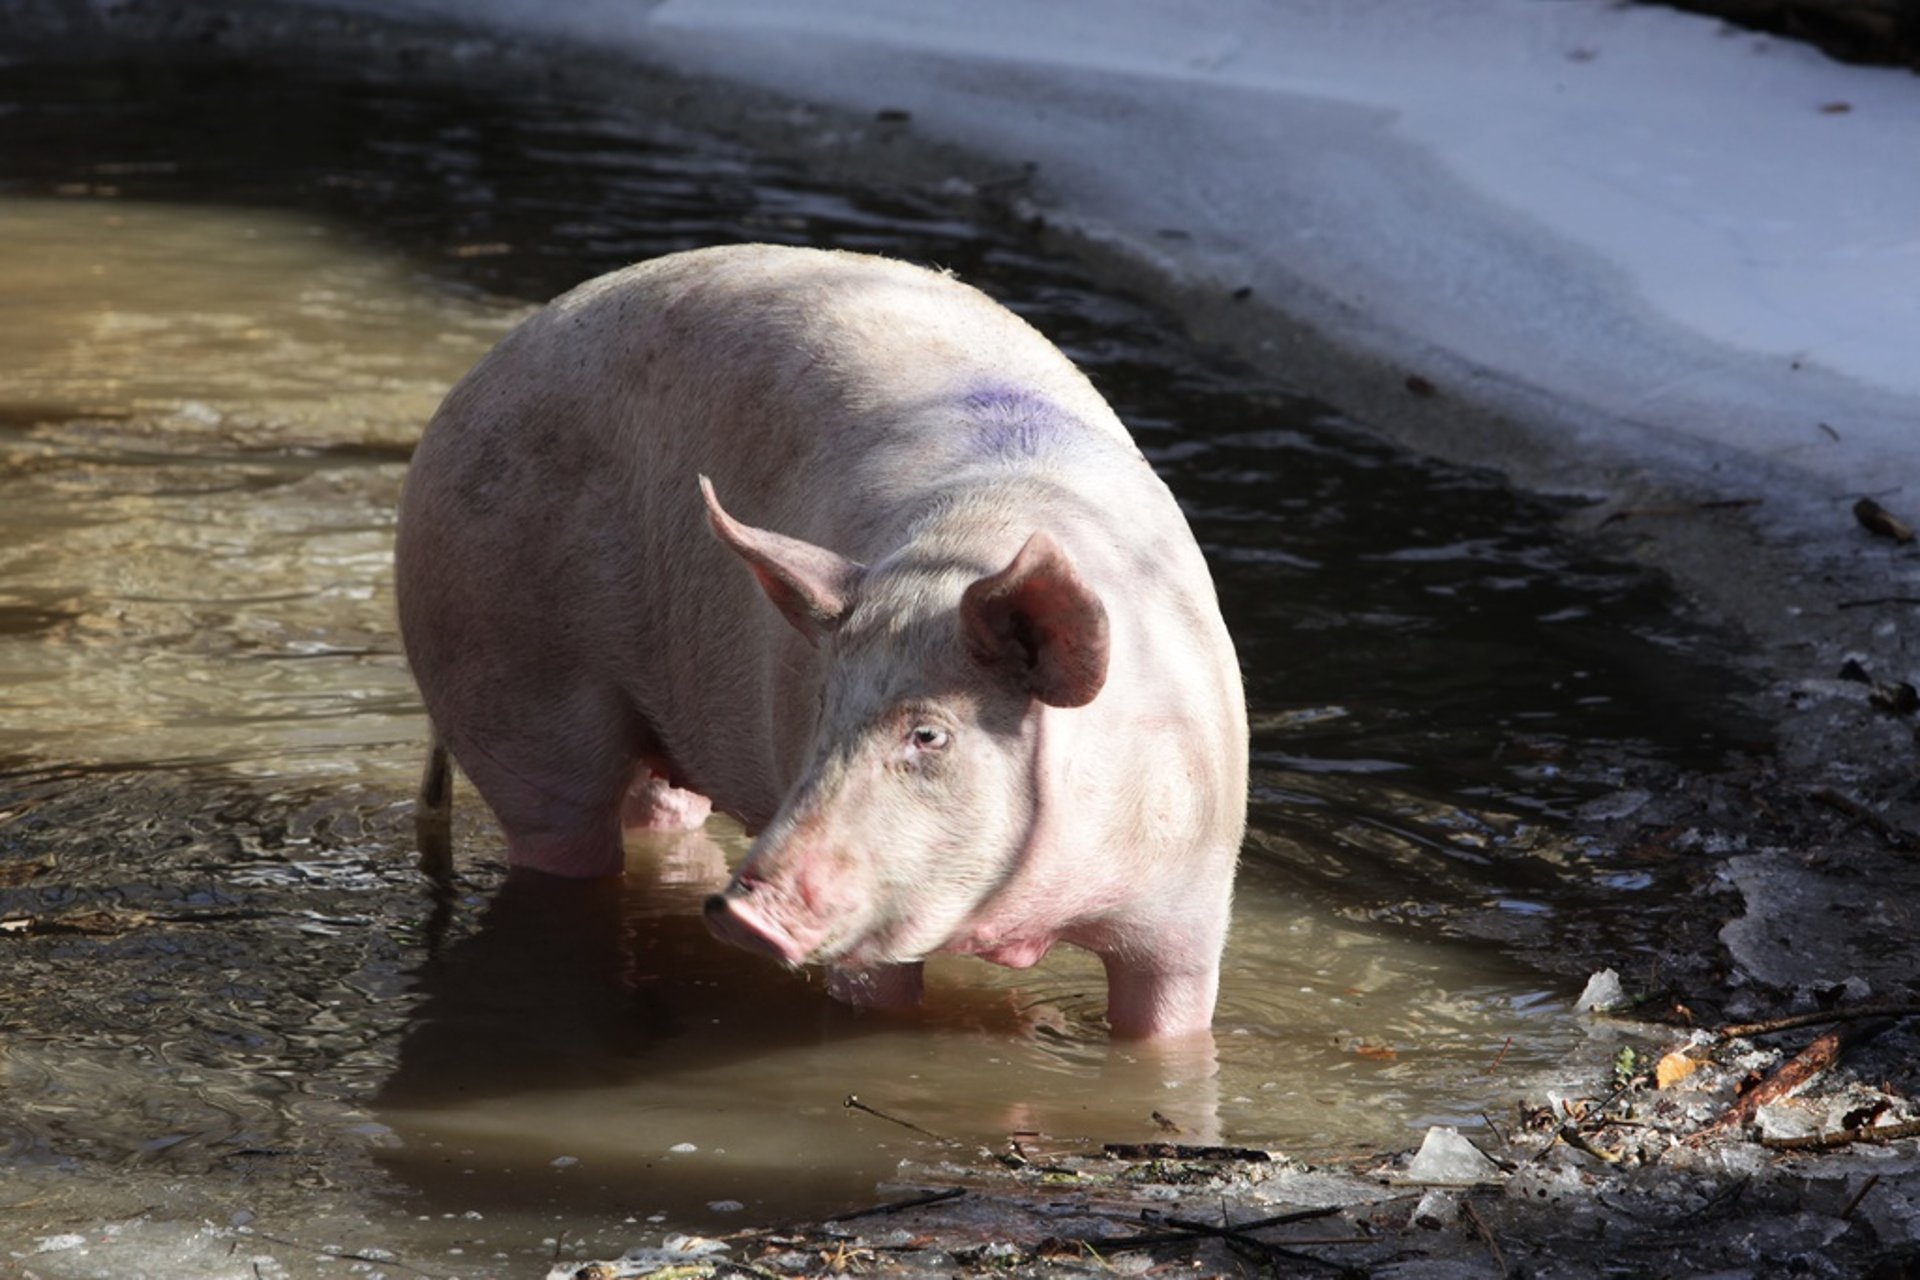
[378,825,1556,1223]
[0,50,1746,1247]
[380,827,1231,1222]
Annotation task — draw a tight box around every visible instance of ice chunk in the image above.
[1410,1188,1459,1228]
[1574,968,1627,1013]
[1404,1126,1502,1185]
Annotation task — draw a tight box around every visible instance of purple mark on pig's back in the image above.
[961,386,1084,458]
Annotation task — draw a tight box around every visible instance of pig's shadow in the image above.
[378,829,935,1109]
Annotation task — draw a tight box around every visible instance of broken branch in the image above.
[831,1187,966,1221]
[1759,1119,1920,1152]
[842,1095,951,1143]
[1704,1018,1896,1137]
[1460,1200,1509,1278]
[1721,1002,1920,1039]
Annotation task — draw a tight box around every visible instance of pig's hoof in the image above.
[623,775,712,831]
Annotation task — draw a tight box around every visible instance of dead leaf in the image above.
[2,908,153,937]
[1853,497,1915,544]
[1355,1041,1399,1061]
[1656,1050,1703,1089]
[0,857,54,887]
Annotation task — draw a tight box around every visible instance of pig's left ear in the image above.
[700,476,865,644]
[961,532,1110,708]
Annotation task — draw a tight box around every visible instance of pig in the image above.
[394,244,1247,1038]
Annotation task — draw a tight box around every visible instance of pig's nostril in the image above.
[702,892,730,919]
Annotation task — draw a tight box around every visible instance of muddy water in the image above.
[0,50,1743,1264]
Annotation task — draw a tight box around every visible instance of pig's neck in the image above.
[943,702,1117,959]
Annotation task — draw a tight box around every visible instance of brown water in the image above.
[0,48,1744,1268]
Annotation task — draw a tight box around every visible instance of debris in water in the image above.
[1853,496,1915,543]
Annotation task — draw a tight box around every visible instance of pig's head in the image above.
[697,476,1109,972]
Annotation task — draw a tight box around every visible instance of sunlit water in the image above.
[0,49,1744,1257]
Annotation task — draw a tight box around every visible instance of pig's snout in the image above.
[704,878,817,966]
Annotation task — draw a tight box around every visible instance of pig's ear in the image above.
[961,532,1110,708]
[700,475,864,643]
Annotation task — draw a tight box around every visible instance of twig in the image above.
[1760,1119,1920,1152]
[1705,1019,1896,1137]
[1158,1215,1363,1275]
[1841,1173,1883,1218]
[1554,1124,1620,1164]
[1838,596,1920,609]
[842,1095,950,1142]
[1600,497,1762,526]
[1077,1204,1357,1258]
[1199,1204,1349,1232]
[1484,1036,1514,1075]
[1460,1200,1509,1278]
[1529,1080,1636,1163]
[1701,1176,1751,1220]
[1809,788,1919,851]
[831,1187,966,1221]
[243,1230,450,1279]
[1721,1002,1920,1039]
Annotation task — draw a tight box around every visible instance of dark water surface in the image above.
[0,51,1744,1265]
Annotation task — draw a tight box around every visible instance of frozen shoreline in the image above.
[293,0,1920,543]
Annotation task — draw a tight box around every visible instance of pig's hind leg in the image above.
[445,693,660,879]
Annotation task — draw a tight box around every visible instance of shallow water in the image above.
[0,49,1744,1259]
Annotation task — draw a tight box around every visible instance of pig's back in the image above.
[554,244,1141,529]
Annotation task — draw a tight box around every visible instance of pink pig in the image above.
[395,244,1246,1037]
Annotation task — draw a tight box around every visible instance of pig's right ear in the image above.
[699,476,865,644]
[961,531,1110,708]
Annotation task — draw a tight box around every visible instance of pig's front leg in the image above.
[826,961,926,1011]
[1100,953,1222,1040]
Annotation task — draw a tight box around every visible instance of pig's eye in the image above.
[907,724,950,752]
